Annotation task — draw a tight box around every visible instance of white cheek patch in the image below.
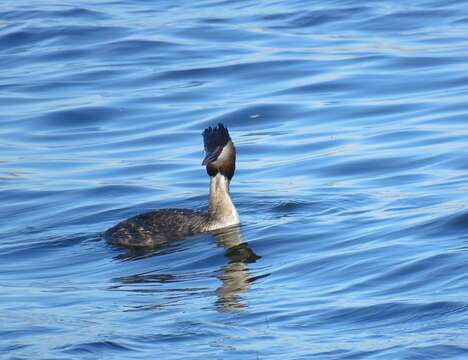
[217,146,229,161]
[214,142,232,164]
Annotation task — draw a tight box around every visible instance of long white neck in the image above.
[206,173,239,230]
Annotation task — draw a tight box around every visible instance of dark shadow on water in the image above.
[112,241,187,261]
[109,226,265,312]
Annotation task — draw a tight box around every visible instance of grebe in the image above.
[105,123,240,247]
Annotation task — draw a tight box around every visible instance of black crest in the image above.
[202,123,230,152]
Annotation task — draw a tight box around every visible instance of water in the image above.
[2,0,468,358]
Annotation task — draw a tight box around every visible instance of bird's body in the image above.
[105,124,239,247]
[105,209,208,247]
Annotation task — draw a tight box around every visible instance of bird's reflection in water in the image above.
[213,226,260,312]
[111,226,263,312]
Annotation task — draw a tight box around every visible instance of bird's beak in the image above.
[202,147,222,165]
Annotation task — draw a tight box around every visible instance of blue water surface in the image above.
[2,0,468,359]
